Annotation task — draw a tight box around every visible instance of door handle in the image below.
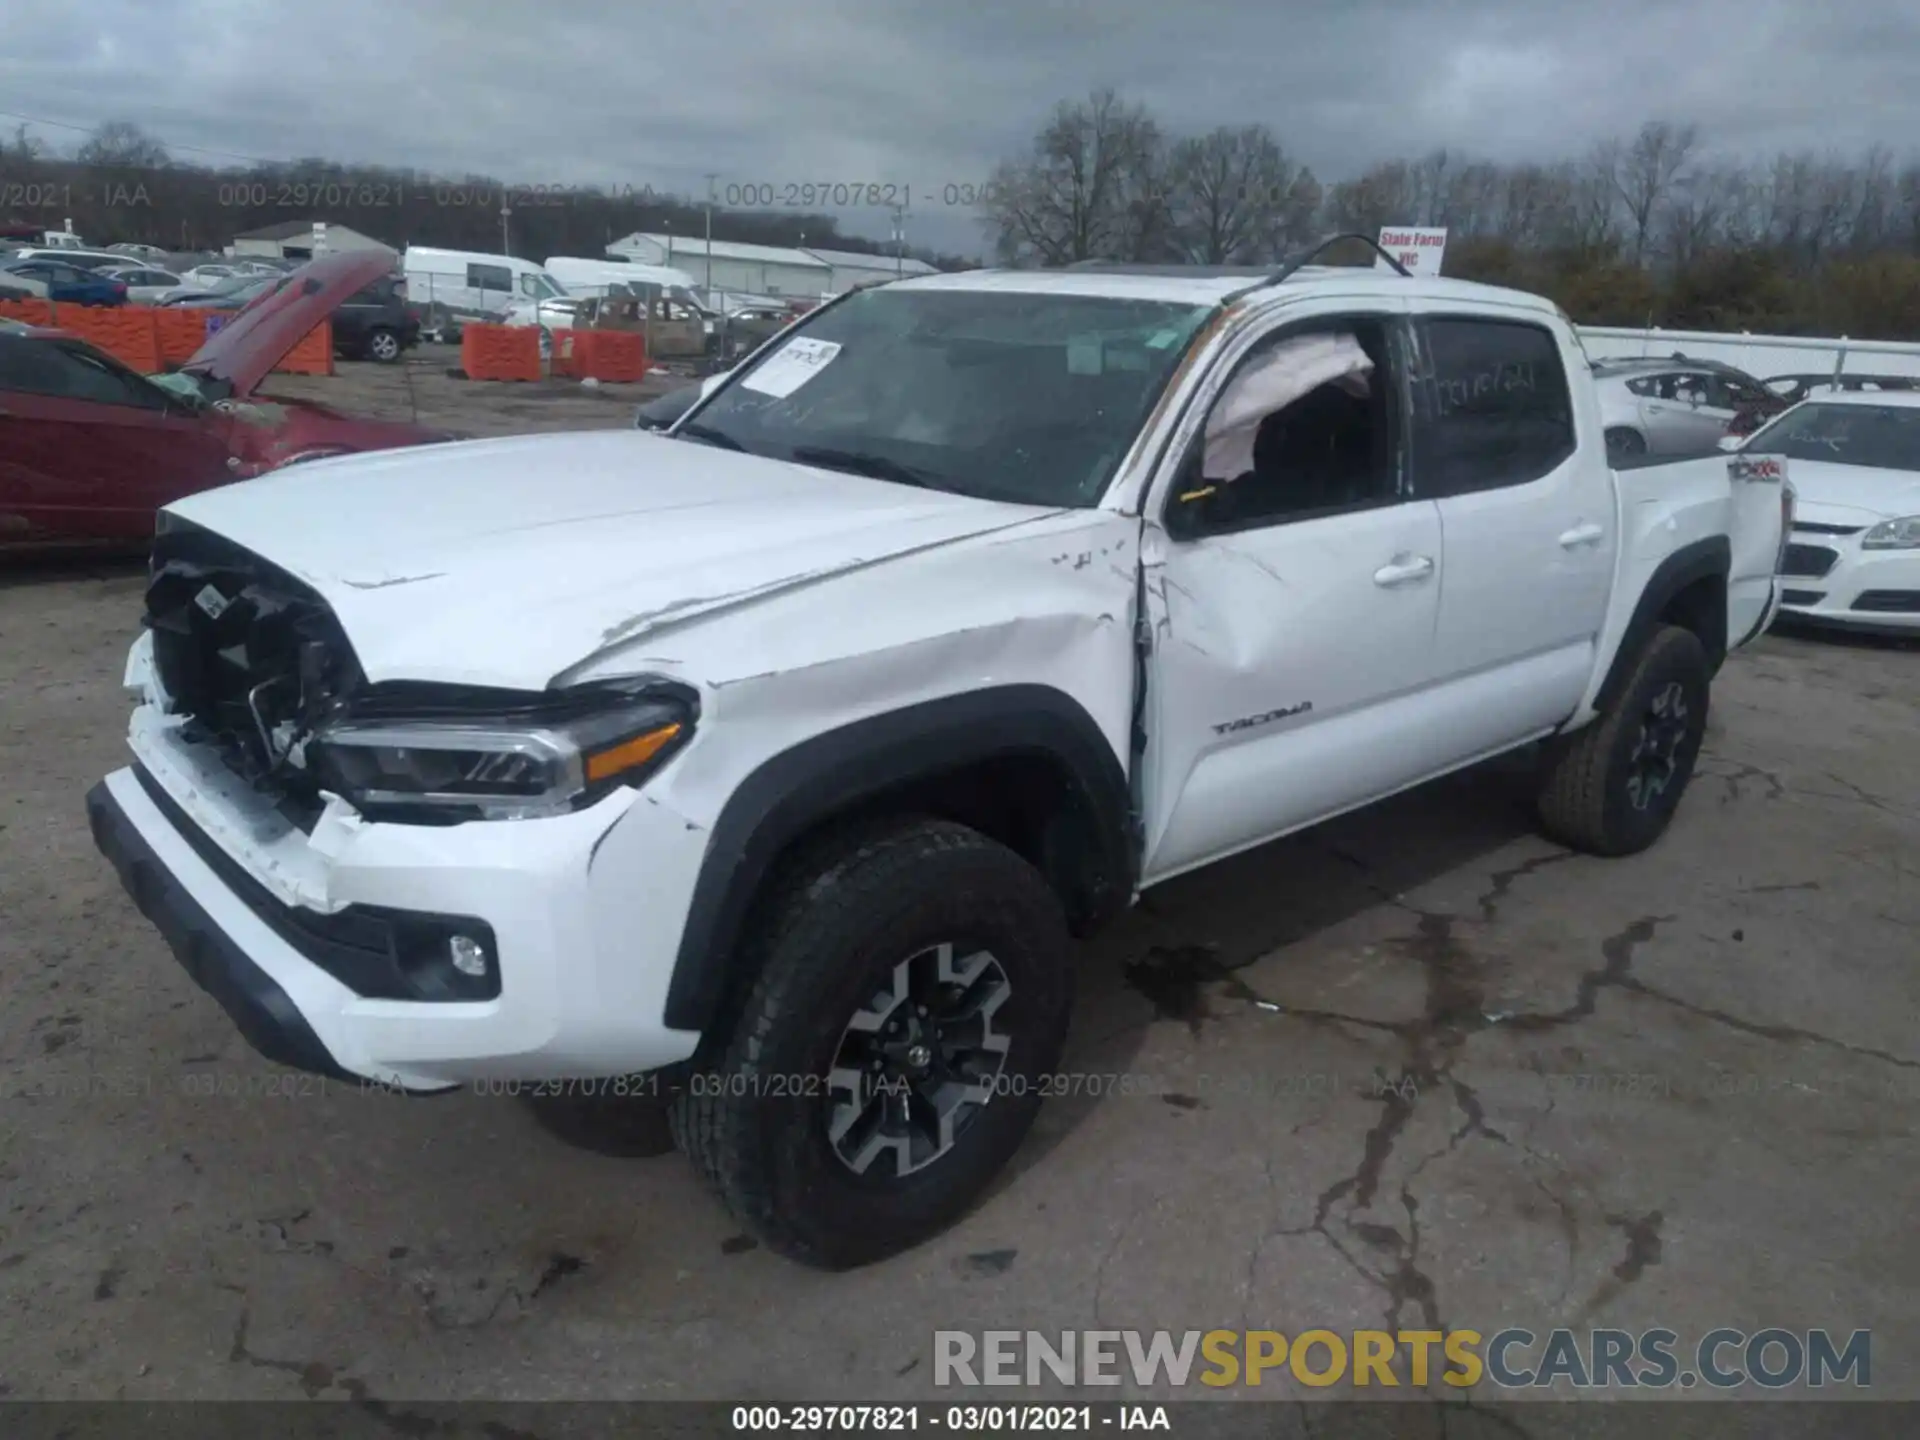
[1373,554,1435,587]
[1559,522,1605,549]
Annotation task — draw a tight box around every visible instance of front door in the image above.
[1138,305,1452,883]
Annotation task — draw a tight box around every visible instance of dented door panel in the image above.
[1137,498,1445,882]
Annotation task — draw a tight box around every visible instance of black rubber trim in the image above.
[86,778,356,1083]
[1594,535,1731,712]
[661,685,1134,1034]
[131,766,498,1002]
[1851,590,1920,614]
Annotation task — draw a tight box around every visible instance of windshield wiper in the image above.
[790,445,943,491]
[676,421,746,452]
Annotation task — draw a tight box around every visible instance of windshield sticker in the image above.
[741,337,843,398]
[1146,329,1181,349]
[1067,336,1103,376]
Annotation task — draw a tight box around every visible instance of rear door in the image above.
[0,336,233,543]
[1403,309,1618,750]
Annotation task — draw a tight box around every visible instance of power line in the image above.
[0,107,307,166]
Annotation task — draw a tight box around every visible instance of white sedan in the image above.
[1735,391,1920,633]
[99,264,187,303]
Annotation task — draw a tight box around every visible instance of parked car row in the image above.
[0,249,420,365]
[0,251,454,554]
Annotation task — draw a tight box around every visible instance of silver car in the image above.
[1593,357,1783,460]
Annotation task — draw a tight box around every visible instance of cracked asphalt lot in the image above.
[2,526,1916,1406]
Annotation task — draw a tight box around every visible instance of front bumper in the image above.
[1776,536,1920,633]
[87,717,712,1091]
[87,775,357,1084]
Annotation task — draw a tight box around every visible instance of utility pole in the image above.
[500,189,512,256]
[703,172,718,291]
[891,201,906,277]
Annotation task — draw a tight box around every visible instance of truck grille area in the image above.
[145,522,363,823]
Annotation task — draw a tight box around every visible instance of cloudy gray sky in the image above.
[3,0,1916,256]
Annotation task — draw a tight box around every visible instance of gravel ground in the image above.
[0,364,1915,1412]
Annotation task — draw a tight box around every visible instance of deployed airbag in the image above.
[1205,332,1374,480]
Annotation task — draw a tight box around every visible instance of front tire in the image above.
[364,326,402,363]
[671,818,1072,1269]
[1536,625,1710,856]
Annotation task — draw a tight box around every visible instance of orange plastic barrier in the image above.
[460,323,542,382]
[51,303,163,373]
[273,321,334,376]
[580,329,646,384]
[0,297,58,327]
[151,307,211,367]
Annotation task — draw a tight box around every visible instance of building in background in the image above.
[229,220,391,261]
[800,246,936,290]
[606,233,829,297]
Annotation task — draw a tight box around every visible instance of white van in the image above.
[402,247,570,320]
[546,257,701,306]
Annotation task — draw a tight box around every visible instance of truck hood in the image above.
[161,430,1065,689]
[1783,459,1920,527]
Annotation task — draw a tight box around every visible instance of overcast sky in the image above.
[3,0,1916,257]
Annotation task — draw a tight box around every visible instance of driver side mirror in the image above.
[1717,434,1744,453]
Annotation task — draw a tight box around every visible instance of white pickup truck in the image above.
[87,242,1791,1268]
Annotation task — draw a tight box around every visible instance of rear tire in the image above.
[1536,625,1710,856]
[1606,427,1647,460]
[671,817,1072,1269]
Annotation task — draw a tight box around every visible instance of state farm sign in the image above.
[1376,226,1448,277]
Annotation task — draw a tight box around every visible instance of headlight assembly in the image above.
[1861,515,1920,550]
[307,678,695,822]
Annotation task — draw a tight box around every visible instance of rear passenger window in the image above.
[1411,318,1575,495]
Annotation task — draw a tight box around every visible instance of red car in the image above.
[0,251,456,553]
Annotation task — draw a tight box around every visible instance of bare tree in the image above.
[1662,163,1756,267]
[76,120,170,169]
[1,123,45,165]
[984,89,1165,265]
[1324,160,1418,235]
[1163,125,1310,263]
[1494,164,1575,249]
[1612,121,1698,265]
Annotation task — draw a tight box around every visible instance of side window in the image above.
[1169,315,1403,534]
[1668,371,1712,405]
[1625,376,1656,397]
[52,345,163,407]
[0,339,156,407]
[467,263,512,293]
[1410,317,1575,496]
[0,335,46,395]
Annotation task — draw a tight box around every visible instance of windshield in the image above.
[683,287,1211,506]
[523,271,567,299]
[1744,402,1920,472]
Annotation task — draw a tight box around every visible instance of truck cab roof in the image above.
[884,262,1563,317]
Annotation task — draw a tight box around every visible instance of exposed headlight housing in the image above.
[307,678,696,823]
[1861,515,1920,550]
